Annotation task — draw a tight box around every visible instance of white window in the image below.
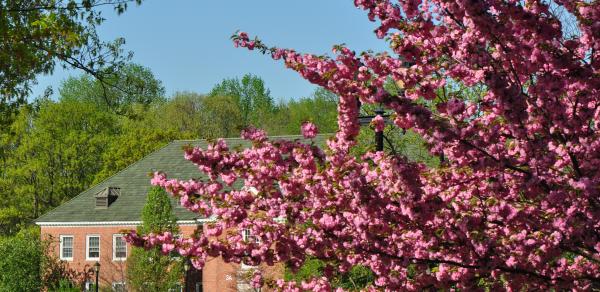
[241,228,260,244]
[113,234,127,261]
[59,235,74,261]
[86,235,100,260]
[112,282,126,292]
[241,228,260,270]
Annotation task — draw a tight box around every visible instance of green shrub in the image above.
[0,227,42,292]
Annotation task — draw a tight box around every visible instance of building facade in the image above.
[34,137,318,291]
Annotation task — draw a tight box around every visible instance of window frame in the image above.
[241,228,260,244]
[241,228,260,270]
[112,234,127,261]
[86,235,101,261]
[59,235,74,261]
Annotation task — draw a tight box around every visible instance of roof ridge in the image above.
[172,133,333,142]
[35,140,178,222]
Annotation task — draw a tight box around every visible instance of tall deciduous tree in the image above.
[1,98,117,221]
[209,74,275,129]
[273,88,338,136]
[129,0,600,290]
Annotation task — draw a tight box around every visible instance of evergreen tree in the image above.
[126,187,182,292]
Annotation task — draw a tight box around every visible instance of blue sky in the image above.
[32,0,390,101]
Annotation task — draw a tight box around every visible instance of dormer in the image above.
[95,187,120,209]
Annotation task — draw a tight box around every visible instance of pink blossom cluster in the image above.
[129,1,600,290]
[370,115,385,133]
[301,122,319,139]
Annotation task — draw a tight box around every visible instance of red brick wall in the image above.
[41,224,283,292]
[41,224,199,290]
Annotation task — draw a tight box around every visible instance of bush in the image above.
[0,227,42,292]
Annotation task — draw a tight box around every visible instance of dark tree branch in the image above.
[2,0,137,13]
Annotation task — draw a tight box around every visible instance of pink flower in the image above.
[241,126,267,142]
[250,271,263,288]
[133,4,600,290]
[301,122,318,139]
[371,114,385,132]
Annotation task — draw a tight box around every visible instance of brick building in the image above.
[35,136,324,291]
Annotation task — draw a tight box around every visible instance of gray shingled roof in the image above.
[35,135,330,223]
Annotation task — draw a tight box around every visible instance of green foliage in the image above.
[4,100,116,218]
[284,257,325,281]
[0,206,23,236]
[49,279,80,292]
[0,0,143,103]
[0,64,171,232]
[0,69,339,238]
[139,187,178,234]
[354,125,439,167]
[272,88,338,135]
[59,64,166,117]
[126,248,183,292]
[0,227,42,292]
[336,265,376,290]
[0,98,118,222]
[0,227,84,291]
[93,118,182,184]
[127,187,182,291]
[209,73,275,129]
[199,94,245,138]
[155,92,205,136]
[284,257,375,291]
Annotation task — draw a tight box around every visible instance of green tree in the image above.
[156,91,204,136]
[59,63,166,117]
[274,88,338,135]
[151,91,243,139]
[127,187,182,292]
[0,206,23,236]
[93,122,181,183]
[0,98,118,224]
[209,74,275,129]
[199,93,244,138]
[0,0,143,103]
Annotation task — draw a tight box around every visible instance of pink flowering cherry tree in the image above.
[127,0,600,290]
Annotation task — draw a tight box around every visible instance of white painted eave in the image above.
[36,218,214,227]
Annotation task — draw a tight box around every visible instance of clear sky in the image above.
[32,0,390,101]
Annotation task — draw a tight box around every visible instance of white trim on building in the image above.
[35,219,214,227]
